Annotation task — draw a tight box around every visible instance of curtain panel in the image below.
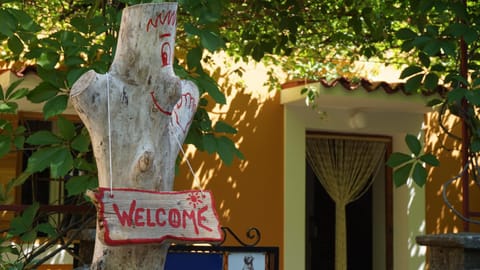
[306,137,386,270]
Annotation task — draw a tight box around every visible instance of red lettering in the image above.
[156,208,166,226]
[168,208,181,228]
[135,207,145,227]
[197,205,213,232]
[146,208,156,227]
[182,210,199,235]
[146,10,177,32]
[113,200,136,227]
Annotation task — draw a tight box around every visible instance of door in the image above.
[306,162,373,270]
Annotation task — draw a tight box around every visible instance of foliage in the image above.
[223,0,412,81]
[1,0,479,266]
[386,0,480,187]
[387,134,439,187]
[0,0,241,267]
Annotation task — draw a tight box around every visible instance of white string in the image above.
[169,122,203,192]
[106,73,114,196]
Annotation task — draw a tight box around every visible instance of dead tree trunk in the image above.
[70,3,199,269]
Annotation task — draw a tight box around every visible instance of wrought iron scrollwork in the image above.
[219,227,261,247]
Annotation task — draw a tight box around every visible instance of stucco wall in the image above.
[425,111,480,235]
[174,56,285,268]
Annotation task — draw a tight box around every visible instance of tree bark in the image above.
[70,3,199,269]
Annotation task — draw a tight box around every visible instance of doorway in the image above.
[306,162,373,270]
[305,133,393,270]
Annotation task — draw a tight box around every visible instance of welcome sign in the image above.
[96,188,223,245]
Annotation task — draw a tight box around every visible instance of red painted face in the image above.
[161,42,171,67]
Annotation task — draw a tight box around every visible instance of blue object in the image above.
[165,252,223,270]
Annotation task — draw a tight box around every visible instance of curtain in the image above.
[306,137,385,270]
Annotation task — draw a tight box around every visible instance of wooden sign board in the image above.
[95,188,223,246]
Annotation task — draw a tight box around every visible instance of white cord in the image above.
[106,73,114,196]
[169,122,203,191]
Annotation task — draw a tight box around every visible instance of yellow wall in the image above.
[425,111,480,234]
[174,55,285,268]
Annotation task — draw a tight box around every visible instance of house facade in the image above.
[1,54,477,269]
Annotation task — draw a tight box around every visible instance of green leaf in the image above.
[27,82,59,103]
[64,56,85,67]
[9,202,39,236]
[423,40,441,56]
[401,40,414,52]
[444,22,467,37]
[451,2,468,20]
[37,51,60,69]
[7,35,23,55]
[199,97,208,107]
[20,229,37,242]
[50,147,73,178]
[445,74,468,85]
[214,121,237,134]
[187,47,203,70]
[0,9,16,37]
[73,158,96,172]
[71,134,90,152]
[197,75,226,104]
[393,163,413,187]
[8,8,41,32]
[7,172,31,192]
[26,147,66,173]
[400,66,423,79]
[405,74,423,93]
[426,98,443,107]
[418,52,430,68]
[423,73,439,90]
[202,134,217,154]
[37,223,58,238]
[0,135,10,158]
[440,40,456,57]
[26,130,62,145]
[464,29,478,45]
[412,162,427,187]
[447,87,467,102]
[70,17,89,33]
[37,66,63,88]
[14,135,25,149]
[184,22,201,36]
[418,0,434,12]
[405,134,422,156]
[200,30,225,52]
[66,68,87,87]
[465,90,480,106]
[0,101,18,113]
[5,79,24,99]
[386,152,413,168]
[66,175,98,196]
[396,28,417,40]
[7,88,28,101]
[419,153,440,166]
[471,138,480,153]
[0,244,19,256]
[217,136,238,165]
[57,116,75,140]
[43,95,69,119]
[0,119,11,130]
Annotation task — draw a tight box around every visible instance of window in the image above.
[0,112,96,232]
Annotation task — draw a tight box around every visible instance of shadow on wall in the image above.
[424,110,480,234]
[175,59,284,247]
